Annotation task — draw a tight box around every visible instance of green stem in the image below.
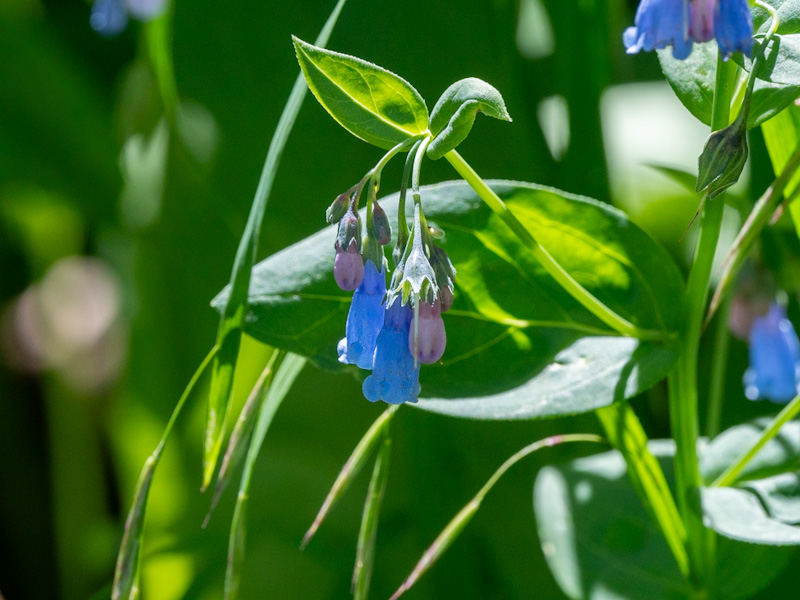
[706,296,732,439]
[443,149,664,341]
[670,53,737,590]
[712,393,800,487]
[596,404,689,578]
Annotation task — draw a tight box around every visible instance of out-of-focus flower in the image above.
[744,304,800,403]
[91,0,166,37]
[363,302,420,405]
[338,260,386,369]
[623,0,752,60]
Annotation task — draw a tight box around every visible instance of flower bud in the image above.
[440,286,454,312]
[696,119,748,199]
[410,299,447,364]
[326,191,351,224]
[337,208,362,250]
[334,239,364,291]
[370,200,392,245]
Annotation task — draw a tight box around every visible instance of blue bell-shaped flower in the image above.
[715,0,754,59]
[90,0,129,36]
[338,260,386,370]
[744,304,800,403]
[363,301,421,405]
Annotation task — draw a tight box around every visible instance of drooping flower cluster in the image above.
[90,0,166,37]
[744,303,800,404]
[623,0,753,61]
[329,158,456,405]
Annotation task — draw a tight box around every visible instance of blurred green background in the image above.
[1,0,798,598]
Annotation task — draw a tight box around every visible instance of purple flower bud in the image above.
[334,239,364,291]
[371,201,392,245]
[728,294,770,342]
[338,260,386,370]
[744,304,800,403]
[363,302,420,404]
[410,299,447,364]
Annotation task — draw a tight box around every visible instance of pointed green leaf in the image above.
[292,37,429,149]
[212,180,683,420]
[426,78,511,160]
[302,406,397,548]
[225,353,306,600]
[352,431,392,600]
[113,347,217,600]
[203,0,348,490]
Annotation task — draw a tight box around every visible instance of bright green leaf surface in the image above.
[293,37,429,149]
[427,78,511,160]
[659,42,799,130]
[734,0,800,84]
[213,180,682,419]
[761,104,800,236]
[535,441,793,600]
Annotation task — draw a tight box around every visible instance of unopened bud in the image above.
[410,299,447,364]
[334,239,364,291]
[337,208,362,251]
[440,286,454,312]
[326,191,351,224]
[370,201,392,245]
[696,119,748,199]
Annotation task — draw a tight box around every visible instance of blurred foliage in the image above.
[1,0,799,599]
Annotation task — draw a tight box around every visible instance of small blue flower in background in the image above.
[623,0,752,60]
[338,260,386,370]
[91,0,166,37]
[744,304,800,403]
[363,301,421,405]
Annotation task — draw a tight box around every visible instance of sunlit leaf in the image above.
[293,37,429,149]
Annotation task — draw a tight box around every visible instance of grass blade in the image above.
[113,346,217,600]
[352,430,392,600]
[301,406,398,549]
[202,0,349,489]
[224,353,307,600]
[203,349,280,527]
[389,434,603,600]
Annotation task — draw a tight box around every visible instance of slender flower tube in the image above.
[334,239,364,291]
[744,304,800,403]
[410,299,447,364]
[363,302,421,405]
[623,0,752,60]
[338,260,387,370]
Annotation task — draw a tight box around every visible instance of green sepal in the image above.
[337,207,362,251]
[362,236,384,269]
[387,205,438,306]
[326,191,350,224]
[426,78,511,160]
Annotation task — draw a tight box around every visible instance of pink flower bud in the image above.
[334,239,364,291]
[409,299,447,364]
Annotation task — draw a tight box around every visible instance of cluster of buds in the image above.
[329,160,456,405]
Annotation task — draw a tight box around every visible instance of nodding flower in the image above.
[363,301,421,405]
[623,0,752,61]
[338,260,386,370]
[744,304,800,404]
[410,299,447,365]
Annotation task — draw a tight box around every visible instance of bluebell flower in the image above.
[363,301,421,405]
[338,260,386,370]
[744,304,800,403]
[623,0,752,60]
[91,0,166,36]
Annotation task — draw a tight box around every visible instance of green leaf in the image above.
[225,353,306,600]
[203,0,348,490]
[761,103,800,224]
[213,180,683,419]
[426,78,511,160]
[113,347,217,600]
[659,42,800,130]
[700,418,800,485]
[292,37,429,149]
[701,486,800,544]
[734,0,800,85]
[534,441,793,600]
[352,430,392,600]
